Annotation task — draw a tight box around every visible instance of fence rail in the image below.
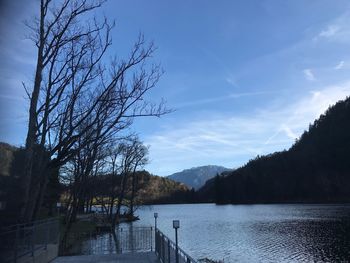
[155,229,197,263]
[0,218,198,263]
[60,226,153,255]
[0,218,60,263]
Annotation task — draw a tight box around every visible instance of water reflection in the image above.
[133,204,350,262]
[81,231,117,254]
[81,225,153,255]
[79,204,350,262]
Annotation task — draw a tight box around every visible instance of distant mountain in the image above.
[198,96,350,204]
[168,165,231,190]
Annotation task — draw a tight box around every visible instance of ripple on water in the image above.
[83,204,350,262]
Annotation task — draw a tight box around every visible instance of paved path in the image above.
[52,252,160,263]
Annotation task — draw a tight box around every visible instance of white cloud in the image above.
[226,76,238,87]
[335,60,345,70]
[303,69,316,81]
[0,94,25,101]
[319,25,340,38]
[175,90,283,108]
[145,82,350,176]
[314,13,350,43]
[281,124,297,140]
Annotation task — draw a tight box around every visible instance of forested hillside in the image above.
[135,171,193,203]
[198,97,350,204]
[0,145,192,224]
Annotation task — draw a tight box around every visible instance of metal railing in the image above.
[60,226,153,255]
[117,226,153,253]
[0,218,60,263]
[155,229,197,263]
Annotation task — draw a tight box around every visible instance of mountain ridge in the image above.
[168,165,231,190]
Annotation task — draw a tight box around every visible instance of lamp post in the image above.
[154,213,158,253]
[154,212,158,230]
[56,202,61,217]
[173,220,180,263]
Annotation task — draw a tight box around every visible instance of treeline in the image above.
[0,142,193,226]
[198,96,350,204]
[60,170,194,213]
[0,143,61,225]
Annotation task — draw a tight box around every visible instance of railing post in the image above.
[158,231,160,259]
[151,227,153,251]
[120,228,123,254]
[45,222,49,250]
[175,228,179,263]
[156,230,160,258]
[13,225,20,263]
[167,239,170,263]
[155,228,197,263]
[56,218,60,244]
[162,234,165,263]
[172,220,180,263]
[154,212,158,254]
[90,231,92,254]
[31,224,35,257]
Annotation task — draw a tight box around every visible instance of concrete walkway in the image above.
[51,252,159,263]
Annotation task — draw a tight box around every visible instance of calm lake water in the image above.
[129,203,350,262]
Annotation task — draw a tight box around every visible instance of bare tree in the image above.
[127,141,148,217]
[110,138,148,229]
[60,121,110,246]
[60,135,147,248]
[21,0,169,222]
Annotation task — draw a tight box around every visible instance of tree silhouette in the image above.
[199,96,350,204]
[20,0,170,222]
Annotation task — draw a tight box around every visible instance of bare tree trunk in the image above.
[112,172,128,230]
[21,0,46,222]
[23,147,48,221]
[32,167,50,219]
[129,165,138,216]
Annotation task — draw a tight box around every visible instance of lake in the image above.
[129,203,350,262]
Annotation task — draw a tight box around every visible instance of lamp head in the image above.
[173,220,180,229]
[154,212,158,218]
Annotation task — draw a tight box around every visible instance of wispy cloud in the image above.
[335,60,345,70]
[145,82,350,175]
[318,25,340,38]
[314,12,350,43]
[303,69,316,81]
[226,76,238,87]
[175,89,286,108]
[281,124,297,140]
[229,90,284,98]
[0,94,25,101]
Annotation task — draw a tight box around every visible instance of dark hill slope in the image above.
[198,97,350,203]
[0,142,17,176]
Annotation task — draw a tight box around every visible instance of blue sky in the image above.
[1,0,350,176]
